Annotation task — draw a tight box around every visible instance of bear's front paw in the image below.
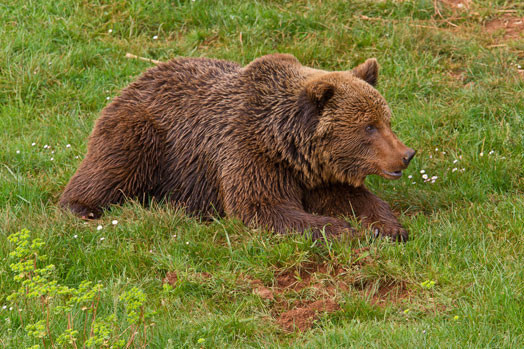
[373,224,408,242]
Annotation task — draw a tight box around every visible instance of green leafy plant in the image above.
[6,229,155,348]
[420,280,436,290]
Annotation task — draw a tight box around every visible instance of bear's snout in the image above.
[373,130,415,180]
[402,148,416,166]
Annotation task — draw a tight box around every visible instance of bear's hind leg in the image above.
[59,158,118,219]
[60,106,165,218]
[60,194,103,220]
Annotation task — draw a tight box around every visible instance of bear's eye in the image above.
[365,125,377,133]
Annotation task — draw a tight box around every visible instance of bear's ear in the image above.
[297,79,335,134]
[352,58,379,86]
[303,80,335,111]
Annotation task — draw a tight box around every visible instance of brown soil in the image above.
[277,299,340,332]
[164,248,414,333]
[246,251,411,332]
[486,15,524,40]
[250,279,275,300]
[199,272,212,279]
[352,247,374,266]
[275,262,333,291]
[163,271,178,286]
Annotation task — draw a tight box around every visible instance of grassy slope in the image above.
[1,0,523,347]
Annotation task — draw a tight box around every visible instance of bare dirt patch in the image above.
[250,279,275,300]
[277,299,340,332]
[351,247,374,266]
[242,261,349,332]
[275,262,337,291]
[486,15,524,40]
[163,271,178,286]
[245,251,412,332]
[163,251,414,332]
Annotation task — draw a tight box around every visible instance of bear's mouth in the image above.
[382,170,403,179]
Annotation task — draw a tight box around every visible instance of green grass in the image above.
[1,0,524,347]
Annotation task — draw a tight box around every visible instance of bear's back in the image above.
[131,58,243,215]
[114,57,241,114]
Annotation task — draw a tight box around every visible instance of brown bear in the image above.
[60,53,415,241]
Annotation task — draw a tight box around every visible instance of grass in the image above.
[1,0,524,347]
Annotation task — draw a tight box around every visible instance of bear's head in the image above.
[299,58,415,187]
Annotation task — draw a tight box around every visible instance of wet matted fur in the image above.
[60,54,415,241]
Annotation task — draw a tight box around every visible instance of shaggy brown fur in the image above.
[60,54,415,241]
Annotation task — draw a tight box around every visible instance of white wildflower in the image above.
[422,174,428,180]
[97,225,103,231]
[153,35,158,40]
[452,168,458,172]
[420,170,425,174]
[112,220,118,225]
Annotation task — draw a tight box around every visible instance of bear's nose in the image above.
[402,148,416,166]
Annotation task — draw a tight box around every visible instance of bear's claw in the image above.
[373,225,408,242]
